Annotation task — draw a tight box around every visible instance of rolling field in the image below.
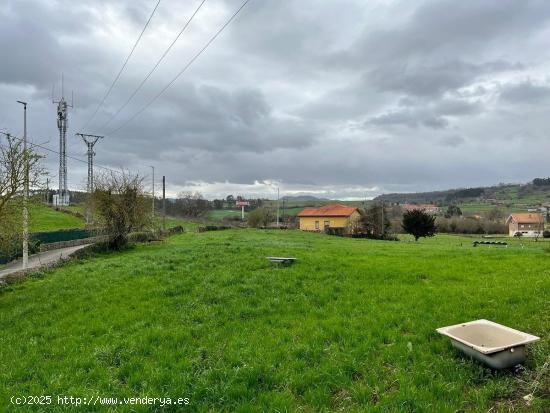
[208,209,245,220]
[0,230,549,411]
[29,203,85,232]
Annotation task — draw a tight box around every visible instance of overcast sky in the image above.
[1,0,550,199]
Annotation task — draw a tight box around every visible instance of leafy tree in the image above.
[402,209,436,241]
[247,207,273,228]
[444,205,462,218]
[90,172,151,250]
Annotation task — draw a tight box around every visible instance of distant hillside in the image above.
[375,179,550,206]
[282,195,329,202]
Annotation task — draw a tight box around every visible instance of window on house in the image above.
[315,221,319,230]
[324,220,330,229]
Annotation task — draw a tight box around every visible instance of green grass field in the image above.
[208,209,245,220]
[0,231,548,411]
[29,203,85,232]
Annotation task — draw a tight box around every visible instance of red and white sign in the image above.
[236,201,250,207]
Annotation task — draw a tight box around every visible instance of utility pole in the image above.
[380,200,385,237]
[150,166,155,218]
[45,178,49,204]
[162,176,166,230]
[276,186,280,227]
[16,100,29,269]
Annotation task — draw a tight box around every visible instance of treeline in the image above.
[156,193,265,218]
[435,217,507,235]
[532,177,550,187]
[445,187,484,202]
[376,186,488,204]
[364,203,508,235]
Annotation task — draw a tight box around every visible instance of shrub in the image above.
[90,172,151,250]
[247,207,274,228]
[128,232,161,243]
[543,230,550,238]
[325,227,345,237]
[351,233,399,241]
[197,225,231,233]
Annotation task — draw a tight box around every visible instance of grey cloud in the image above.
[499,80,550,103]
[367,97,480,130]
[368,110,448,129]
[438,135,466,148]
[2,0,550,200]
[343,0,550,67]
[368,60,520,97]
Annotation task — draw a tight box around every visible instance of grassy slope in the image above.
[29,203,85,232]
[0,231,549,412]
[208,209,245,220]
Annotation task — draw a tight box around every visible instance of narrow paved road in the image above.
[0,244,92,280]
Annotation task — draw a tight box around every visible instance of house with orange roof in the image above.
[506,213,545,237]
[297,204,361,232]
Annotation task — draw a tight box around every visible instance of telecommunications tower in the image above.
[52,76,73,206]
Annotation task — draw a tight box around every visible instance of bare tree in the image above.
[175,191,211,217]
[90,171,151,250]
[0,133,44,254]
[0,133,43,214]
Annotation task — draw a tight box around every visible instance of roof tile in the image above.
[298,204,359,217]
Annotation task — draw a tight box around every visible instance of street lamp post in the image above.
[150,166,155,218]
[17,100,28,269]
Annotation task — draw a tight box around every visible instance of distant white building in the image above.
[401,204,440,214]
[53,193,70,206]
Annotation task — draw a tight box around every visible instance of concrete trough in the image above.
[437,319,540,369]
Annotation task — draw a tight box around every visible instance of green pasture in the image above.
[0,230,548,411]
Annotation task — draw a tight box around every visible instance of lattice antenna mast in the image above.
[52,74,74,205]
[75,133,103,193]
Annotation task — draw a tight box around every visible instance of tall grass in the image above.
[0,231,548,411]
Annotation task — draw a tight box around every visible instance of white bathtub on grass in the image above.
[437,319,540,369]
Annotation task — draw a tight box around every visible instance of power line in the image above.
[77,0,162,133]
[107,0,251,135]
[28,140,123,175]
[98,0,208,133]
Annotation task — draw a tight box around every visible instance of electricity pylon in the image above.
[76,133,103,225]
[76,133,103,193]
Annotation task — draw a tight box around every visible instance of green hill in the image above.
[29,203,85,232]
